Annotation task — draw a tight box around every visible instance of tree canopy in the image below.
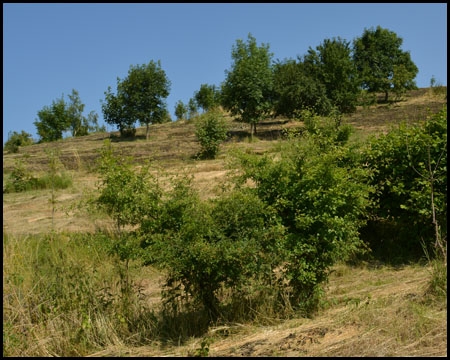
[353,26,418,102]
[34,89,103,143]
[304,37,360,114]
[34,95,70,142]
[194,84,221,112]
[221,33,274,137]
[4,130,34,153]
[273,58,332,118]
[102,60,171,139]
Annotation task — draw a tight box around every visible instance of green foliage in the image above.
[232,116,372,314]
[194,337,211,357]
[194,83,221,112]
[102,60,171,139]
[141,176,285,321]
[175,100,188,120]
[221,33,274,137]
[194,110,228,159]
[95,139,161,232]
[304,37,359,114]
[34,95,71,142]
[67,89,88,137]
[4,130,34,153]
[353,26,418,102]
[34,89,101,143]
[4,155,72,194]
[361,106,447,261]
[188,98,199,119]
[272,59,332,118]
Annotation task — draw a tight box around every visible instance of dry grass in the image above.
[80,264,447,357]
[3,88,447,356]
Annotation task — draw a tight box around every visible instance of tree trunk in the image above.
[384,91,389,103]
[146,123,149,140]
[250,123,257,140]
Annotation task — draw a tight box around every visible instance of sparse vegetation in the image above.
[3,88,447,357]
[3,130,35,153]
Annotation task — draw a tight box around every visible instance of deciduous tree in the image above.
[194,84,221,112]
[273,58,331,118]
[4,130,34,153]
[221,33,274,138]
[34,95,70,142]
[304,37,359,114]
[353,26,418,102]
[34,90,102,142]
[102,60,171,139]
[174,100,188,120]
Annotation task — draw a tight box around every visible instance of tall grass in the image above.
[3,230,305,356]
[2,231,158,356]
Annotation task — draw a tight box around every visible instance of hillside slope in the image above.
[3,88,447,357]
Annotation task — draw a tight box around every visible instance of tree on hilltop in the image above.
[34,89,103,143]
[221,33,274,138]
[102,60,171,139]
[353,26,418,102]
[304,37,359,114]
[194,84,221,113]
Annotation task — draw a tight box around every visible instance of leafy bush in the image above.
[4,157,72,194]
[4,130,34,153]
[195,110,228,159]
[139,174,285,321]
[231,116,373,314]
[360,106,447,262]
[95,139,161,233]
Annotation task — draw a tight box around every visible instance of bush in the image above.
[140,174,286,322]
[195,110,228,159]
[232,116,373,315]
[4,158,72,194]
[95,139,161,233]
[4,130,34,153]
[360,106,447,262]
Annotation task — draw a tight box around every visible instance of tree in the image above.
[221,33,274,138]
[34,90,103,143]
[4,130,34,153]
[353,26,418,102]
[272,58,332,118]
[188,98,198,119]
[304,37,359,114]
[174,100,188,120]
[34,95,70,142]
[102,60,171,139]
[194,84,221,112]
[67,89,86,137]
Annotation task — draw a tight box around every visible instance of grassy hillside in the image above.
[3,88,447,357]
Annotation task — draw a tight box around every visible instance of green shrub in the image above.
[3,130,34,153]
[140,175,285,322]
[231,116,373,315]
[195,110,228,159]
[4,158,72,193]
[361,106,447,262]
[95,139,161,233]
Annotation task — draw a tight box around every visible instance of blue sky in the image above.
[3,3,447,145]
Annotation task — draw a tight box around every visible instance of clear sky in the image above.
[3,3,447,145]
